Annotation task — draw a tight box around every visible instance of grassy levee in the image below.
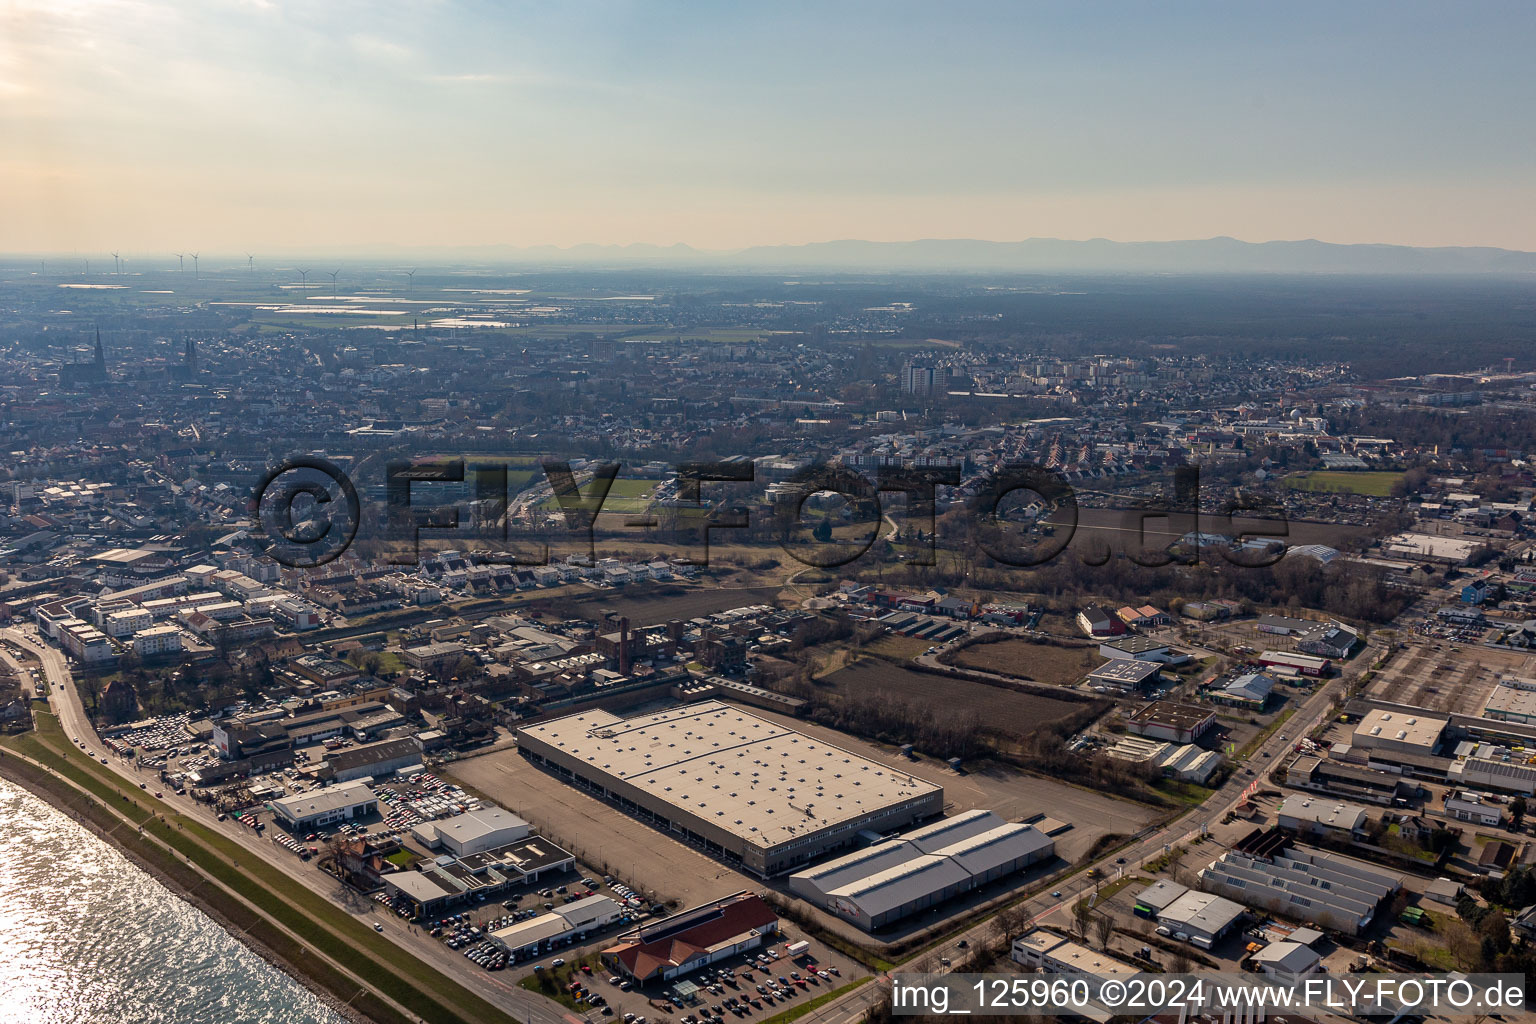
[3,712,515,1024]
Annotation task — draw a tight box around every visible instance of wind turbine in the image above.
[405,268,416,292]
[83,257,91,276]
[190,252,200,279]
[246,252,255,272]
[111,251,121,275]
[297,268,310,291]
[328,268,340,293]
[173,252,185,272]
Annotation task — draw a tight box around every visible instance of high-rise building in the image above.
[901,362,948,396]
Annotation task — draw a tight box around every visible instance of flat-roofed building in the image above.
[1482,684,1536,725]
[1085,659,1161,694]
[270,780,377,833]
[1099,636,1174,662]
[1127,701,1215,744]
[1444,789,1503,825]
[1155,890,1247,949]
[1351,709,1446,756]
[1011,928,1137,979]
[132,624,183,656]
[323,737,421,783]
[1285,754,1416,805]
[1277,794,1371,838]
[516,700,944,876]
[1257,650,1330,677]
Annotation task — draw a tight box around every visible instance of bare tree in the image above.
[1168,949,1193,974]
[1094,913,1115,951]
[1071,899,1093,943]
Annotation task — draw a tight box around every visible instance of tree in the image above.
[1094,913,1115,951]
[1510,795,1527,830]
[1442,918,1483,970]
[1168,950,1193,974]
[1478,909,1511,955]
[1072,900,1093,943]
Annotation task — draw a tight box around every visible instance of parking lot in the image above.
[1363,637,1530,714]
[521,934,867,1024]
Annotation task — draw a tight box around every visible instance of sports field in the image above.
[1284,470,1403,497]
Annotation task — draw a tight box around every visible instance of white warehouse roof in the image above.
[790,810,1054,924]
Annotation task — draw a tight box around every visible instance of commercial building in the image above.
[1276,794,1371,838]
[788,809,1053,931]
[1284,754,1417,805]
[1351,709,1446,756]
[1098,636,1173,662]
[602,892,780,982]
[516,700,944,876]
[1104,737,1221,784]
[270,780,377,833]
[1127,701,1216,744]
[434,805,532,857]
[1447,756,1536,796]
[1444,790,1503,826]
[491,895,624,959]
[1297,623,1359,659]
[322,737,422,783]
[1199,830,1402,936]
[1076,605,1125,638]
[1256,615,1315,636]
[1084,659,1161,695]
[1481,683,1536,725]
[1251,941,1323,983]
[1152,888,1247,949]
[1215,671,1277,709]
[1257,651,1330,677]
[1010,928,1137,979]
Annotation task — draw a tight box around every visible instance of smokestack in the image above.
[619,616,632,676]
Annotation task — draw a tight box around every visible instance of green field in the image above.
[1284,470,1404,497]
[542,477,657,514]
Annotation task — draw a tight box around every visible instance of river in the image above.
[0,777,349,1024]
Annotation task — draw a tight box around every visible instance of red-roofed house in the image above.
[602,891,780,982]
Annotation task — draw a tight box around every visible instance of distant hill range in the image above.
[447,236,1536,274]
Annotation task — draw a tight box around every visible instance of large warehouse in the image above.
[788,809,1055,930]
[516,700,944,876]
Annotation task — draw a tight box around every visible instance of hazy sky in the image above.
[4,0,1535,253]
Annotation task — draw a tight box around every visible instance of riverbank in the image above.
[0,757,369,1024]
[0,710,516,1024]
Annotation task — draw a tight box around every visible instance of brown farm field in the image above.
[817,660,1086,742]
[949,637,1106,686]
[529,584,785,626]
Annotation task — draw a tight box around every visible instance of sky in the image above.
[3,0,1536,254]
